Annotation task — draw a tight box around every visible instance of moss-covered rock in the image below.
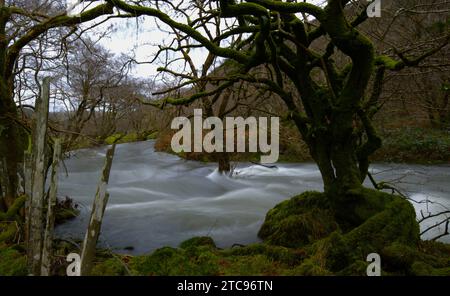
[258,191,338,248]
[55,197,80,225]
[307,231,352,272]
[130,246,220,276]
[344,196,420,257]
[258,188,423,274]
[179,236,216,250]
[381,242,418,272]
[332,187,394,229]
[224,243,305,266]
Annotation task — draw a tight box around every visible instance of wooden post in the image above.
[28,77,51,276]
[41,139,62,276]
[80,144,116,276]
[23,152,32,250]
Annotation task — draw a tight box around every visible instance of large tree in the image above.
[108,0,448,200]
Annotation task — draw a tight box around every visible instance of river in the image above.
[55,141,450,254]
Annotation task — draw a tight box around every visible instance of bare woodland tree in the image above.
[0,0,114,210]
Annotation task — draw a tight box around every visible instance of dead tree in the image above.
[80,144,116,276]
[28,77,51,276]
[41,138,62,276]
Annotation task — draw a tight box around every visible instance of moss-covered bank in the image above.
[1,190,449,276]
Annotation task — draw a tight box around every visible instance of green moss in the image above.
[91,258,128,276]
[337,260,369,276]
[344,196,420,257]
[179,236,216,249]
[121,132,139,143]
[0,223,18,243]
[0,195,27,222]
[373,127,450,164]
[288,258,332,276]
[218,254,283,276]
[224,244,305,266]
[105,133,124,145]
[130,246,220,276]
[411,261,450,276]
[258,191,338,248]
[308,231,352,272]
[333,187,394,229]
[375,55,403,70]
[105,132,151,145]
[381,242,418,271]
[146,131,159,140]
[0,245,27,276]
[257,188,424,275]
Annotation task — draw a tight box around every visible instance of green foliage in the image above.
[375,127,450,163]
[0,245,27,276]
[127,237,305,276]
[105,131,158,145]
[146,131,159,140]
[105,133,125,145]
[179,236,216,249]
[91,258,128,276]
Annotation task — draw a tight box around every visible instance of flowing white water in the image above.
[55,141,450,254]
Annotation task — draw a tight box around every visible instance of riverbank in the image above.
[67,125,450,165]
[2,137,449,276]
[153,127,450,165]
[3,191,450,276]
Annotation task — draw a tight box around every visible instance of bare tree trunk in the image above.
[80,144,116,276]
[41,139,62,276]
[28,77,51,276]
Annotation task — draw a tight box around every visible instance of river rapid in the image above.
[55,141,450,254]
